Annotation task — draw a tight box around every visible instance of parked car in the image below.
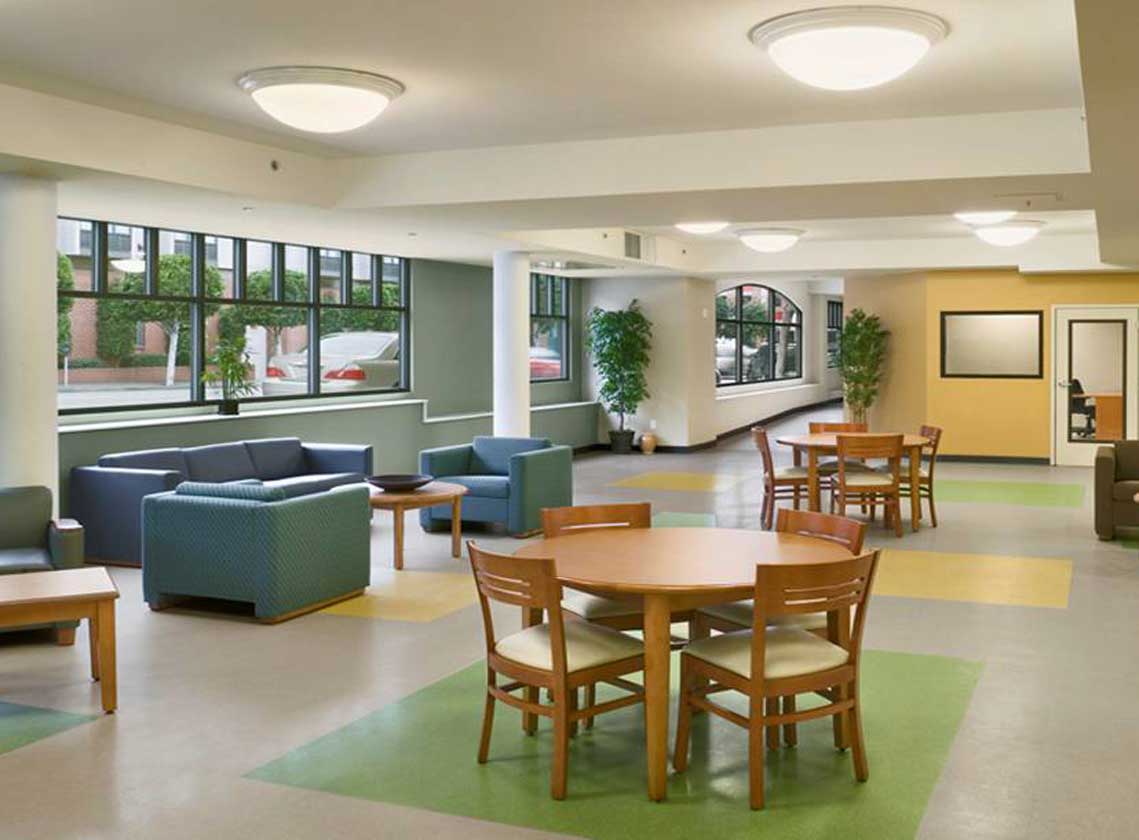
[529,346,563,379]
[262,331,400,395]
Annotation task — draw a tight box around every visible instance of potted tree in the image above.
[838,308,889,425]
[202,334,256,415]
[585,300,653,454]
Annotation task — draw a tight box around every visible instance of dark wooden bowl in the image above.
[367,474,434,493]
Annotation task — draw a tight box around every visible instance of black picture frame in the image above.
[939,310,1044,379]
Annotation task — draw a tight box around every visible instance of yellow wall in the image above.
[847,269,1139,458]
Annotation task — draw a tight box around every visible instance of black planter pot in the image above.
[217,400,240,416]
[609,429,635,454]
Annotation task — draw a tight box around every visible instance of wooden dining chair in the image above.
[754,426,809,530]
[900,425,943,527]
[830,434,904,538]
[808,421,872,475]
[467,541,645,800]
[673,550,880,810]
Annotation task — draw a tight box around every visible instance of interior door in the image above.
[1053,306,1139,466]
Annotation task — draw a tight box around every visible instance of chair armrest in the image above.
[70,466,184,565]
[420,444,472,477]
[1095,445,1117,540]
[303,443,373,476]
[48,519,85,570]
[508,445,574,533]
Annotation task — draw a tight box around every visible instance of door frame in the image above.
[1050,304,1139,466]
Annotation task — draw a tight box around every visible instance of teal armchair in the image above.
[0,485,84,644]
[419,436,573,535]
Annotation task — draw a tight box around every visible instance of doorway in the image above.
[1053,306,1139,466]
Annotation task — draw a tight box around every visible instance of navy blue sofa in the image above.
[70,438,372,567]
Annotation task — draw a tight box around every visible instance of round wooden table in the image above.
[515,527,852,802]
[776,432,931,531]
[369,481,468,570]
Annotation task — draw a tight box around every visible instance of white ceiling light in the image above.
[749,6,948,91]
[955,210,1018,226]
[675,221,731,235]
[237,67,404,134]
[973,220,1045,247]
[737,228,804,253]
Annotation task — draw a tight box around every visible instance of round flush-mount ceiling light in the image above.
[675,221,731,235]
[749,6,948,91]
[955,210,1018,226]
[237,66,405,134]
[737,228,804,253]
[973,220,1045,247]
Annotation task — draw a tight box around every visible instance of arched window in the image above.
[715,284,802,386]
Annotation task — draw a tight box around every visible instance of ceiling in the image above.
[0,0,1084,156]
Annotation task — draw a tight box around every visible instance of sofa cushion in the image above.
[0,547,53,574]
[1112,480,1139,503]
[244,438,306,480]
[98,447,189,474]
[1116,441,1139,480]
[438,474,511,499]
[264,473,364,499]
[470,436,550,476]
[175,481,287,502]
[0,486,51,550]
[183,443,258,483]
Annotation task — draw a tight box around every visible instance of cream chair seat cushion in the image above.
[496,620,643,672]
[562,589,642,620]
[699,599,827,632]
[833,470,896,489]
[685,626,848,680]
[772,465,809,480]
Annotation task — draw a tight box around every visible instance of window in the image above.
[56,217,409,413]
[715,284,802,386]
[827,300,843,368]
[530,274,569,382]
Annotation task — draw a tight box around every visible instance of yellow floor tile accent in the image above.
[609,471,741,493]
[322,569,476,623]
[875,549,1072,609]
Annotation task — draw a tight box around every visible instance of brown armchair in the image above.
[1095,442,1139,540]
[0,485,85,644]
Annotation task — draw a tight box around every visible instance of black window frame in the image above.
[530,273,570,383]
[56,216,411,416]
[715,283,803,387]
[826,299,844,369]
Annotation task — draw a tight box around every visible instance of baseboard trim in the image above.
[939,455,1050,465]
[715,396,845,442]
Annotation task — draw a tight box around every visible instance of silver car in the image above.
[262,331,400,395]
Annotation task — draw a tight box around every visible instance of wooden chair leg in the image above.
[892,495,903,538]
[849,681,869,782]
[749,696,767,810]
[765,697,781,750]
[673,657,694,772]
[782,695,797,746]
[927,489,938,527]
[523,685,539,734]
[56,625,76,646]
[792,486,801,510]
[569,687,579,738]
[551,686,570,800]
[584,683,596,730]
[478,676,496,764]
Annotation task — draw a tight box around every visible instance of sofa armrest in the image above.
[1095,445,1117,540]
[508,445,573,534]
[47,519,85,570]
[70,466,183,565]
[303,443,373,476]
[420,444,472,477]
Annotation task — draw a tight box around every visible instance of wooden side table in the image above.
[368,481,469,570]
[0,567,119,713]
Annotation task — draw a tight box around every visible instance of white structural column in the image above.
[492,250,531,437]
[0,175,59,499]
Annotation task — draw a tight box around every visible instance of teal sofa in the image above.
[141,481,370,622]
[0,485,84,642]
[419,436,573,536]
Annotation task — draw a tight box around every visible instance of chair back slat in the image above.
[751,426,776,482]
[837,433,903,485]
[542,503,651,538]
[809,421,868,433]
[775,508,866,554]
[757,553,876,619]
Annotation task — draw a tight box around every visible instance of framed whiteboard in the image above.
[940,311,1043,378]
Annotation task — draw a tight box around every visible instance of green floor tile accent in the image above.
[250,651,981,839]
[934,480,1084,508]
[0,702,96,755]
[652,511,717,528]
[1118,538,1139,550]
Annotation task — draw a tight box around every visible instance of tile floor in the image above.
[0,405,1136,839]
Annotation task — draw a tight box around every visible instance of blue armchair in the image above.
[142,481,371,622]
[419,436,573,535]
[71,437,372,567]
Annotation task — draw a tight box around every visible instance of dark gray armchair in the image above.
[1095,442,1139,540]
[0,485,85,644]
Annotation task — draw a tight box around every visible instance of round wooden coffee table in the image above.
[369,481,468,570]
[515,527,852,801]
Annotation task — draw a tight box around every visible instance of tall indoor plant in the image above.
[838,308,889,425]
[585,300,653,453]
[201,334,256,415]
